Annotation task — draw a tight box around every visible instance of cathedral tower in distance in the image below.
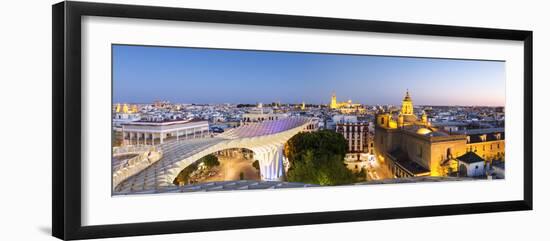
[401,89,413,115]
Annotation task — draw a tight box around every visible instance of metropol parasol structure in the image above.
[113,117,318,194]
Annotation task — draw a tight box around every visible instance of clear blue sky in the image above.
[113,45,505,106]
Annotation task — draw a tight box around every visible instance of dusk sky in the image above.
[113,45,505,106]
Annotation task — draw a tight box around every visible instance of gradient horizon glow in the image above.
[113,45,505,106]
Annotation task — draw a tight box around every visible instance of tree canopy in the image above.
[173,162,199,185]
[201,154,220,167]
[285,130,354,185]
[252,160,260,170]
[173,154,219,185]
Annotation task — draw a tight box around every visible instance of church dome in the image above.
[416,127,432,135]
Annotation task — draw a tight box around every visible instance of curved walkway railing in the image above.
[113,145,156,156]
[112,145,163,190]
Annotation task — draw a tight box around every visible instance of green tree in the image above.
[173,154,219,185]
[201,154,220,167]
[252,160,260,170]
[173,162,199,185]
[285,130,354,185]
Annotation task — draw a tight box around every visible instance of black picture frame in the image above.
[52,1,533,240]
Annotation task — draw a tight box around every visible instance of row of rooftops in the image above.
[451,127,505,135]
[399,124,504,143]
[123,118,207,126]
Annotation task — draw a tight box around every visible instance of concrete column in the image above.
[255,145,285,181]
[160,132,164,144]
[176,130,179,142]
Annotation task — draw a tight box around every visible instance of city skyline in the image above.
[113,45,506,106]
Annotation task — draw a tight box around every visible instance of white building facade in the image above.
[241,104,290,125]
[121,119,209,146]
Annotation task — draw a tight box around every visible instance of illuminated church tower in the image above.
[401,89,414,115]
[122,103,130,113]
[330,92,337,109]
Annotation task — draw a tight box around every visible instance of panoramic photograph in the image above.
[111,45,506,195]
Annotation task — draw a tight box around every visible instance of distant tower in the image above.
[421,111,428,125]
[330,92,338,109]
[401,89,414,115]
[301,101,306,110]
[115,103,121,113]
[122,104,129,113]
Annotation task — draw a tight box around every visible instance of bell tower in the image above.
[330,92,337,109]
[401,89,414,115]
